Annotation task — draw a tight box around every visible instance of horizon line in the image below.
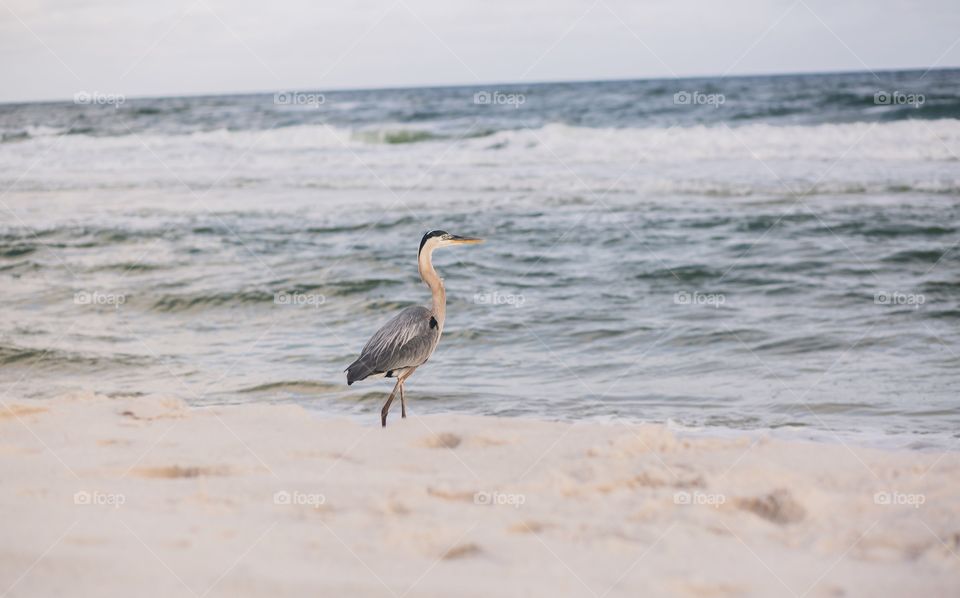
[3,64,957,106]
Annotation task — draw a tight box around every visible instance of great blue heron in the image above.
[346,230,483,426]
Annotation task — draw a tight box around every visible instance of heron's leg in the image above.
[381,379,401,428]
[398,367,417,420]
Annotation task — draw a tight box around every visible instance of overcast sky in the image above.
[2,0,958,102]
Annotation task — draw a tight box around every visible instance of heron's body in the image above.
[345,230,482,426]
[345,305,439,383]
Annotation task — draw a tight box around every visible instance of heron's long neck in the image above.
[418,247,446,324]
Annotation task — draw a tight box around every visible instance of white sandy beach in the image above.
[2,393,959,597]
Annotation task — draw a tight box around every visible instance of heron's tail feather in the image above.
[345,356,377,385]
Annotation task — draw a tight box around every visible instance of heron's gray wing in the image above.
[346,305,439,384]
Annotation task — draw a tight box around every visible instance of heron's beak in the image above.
[448,235,484,245]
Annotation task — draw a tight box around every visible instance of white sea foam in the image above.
[2,120,959,195]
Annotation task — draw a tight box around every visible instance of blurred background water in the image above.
[1,69,958,448]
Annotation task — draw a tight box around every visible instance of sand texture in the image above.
[2,393,959,597]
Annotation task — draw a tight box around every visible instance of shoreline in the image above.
[2,392,959,597]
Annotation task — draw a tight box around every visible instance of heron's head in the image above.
[418,230,483,256]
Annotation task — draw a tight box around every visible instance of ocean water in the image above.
[2,69,959,448]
